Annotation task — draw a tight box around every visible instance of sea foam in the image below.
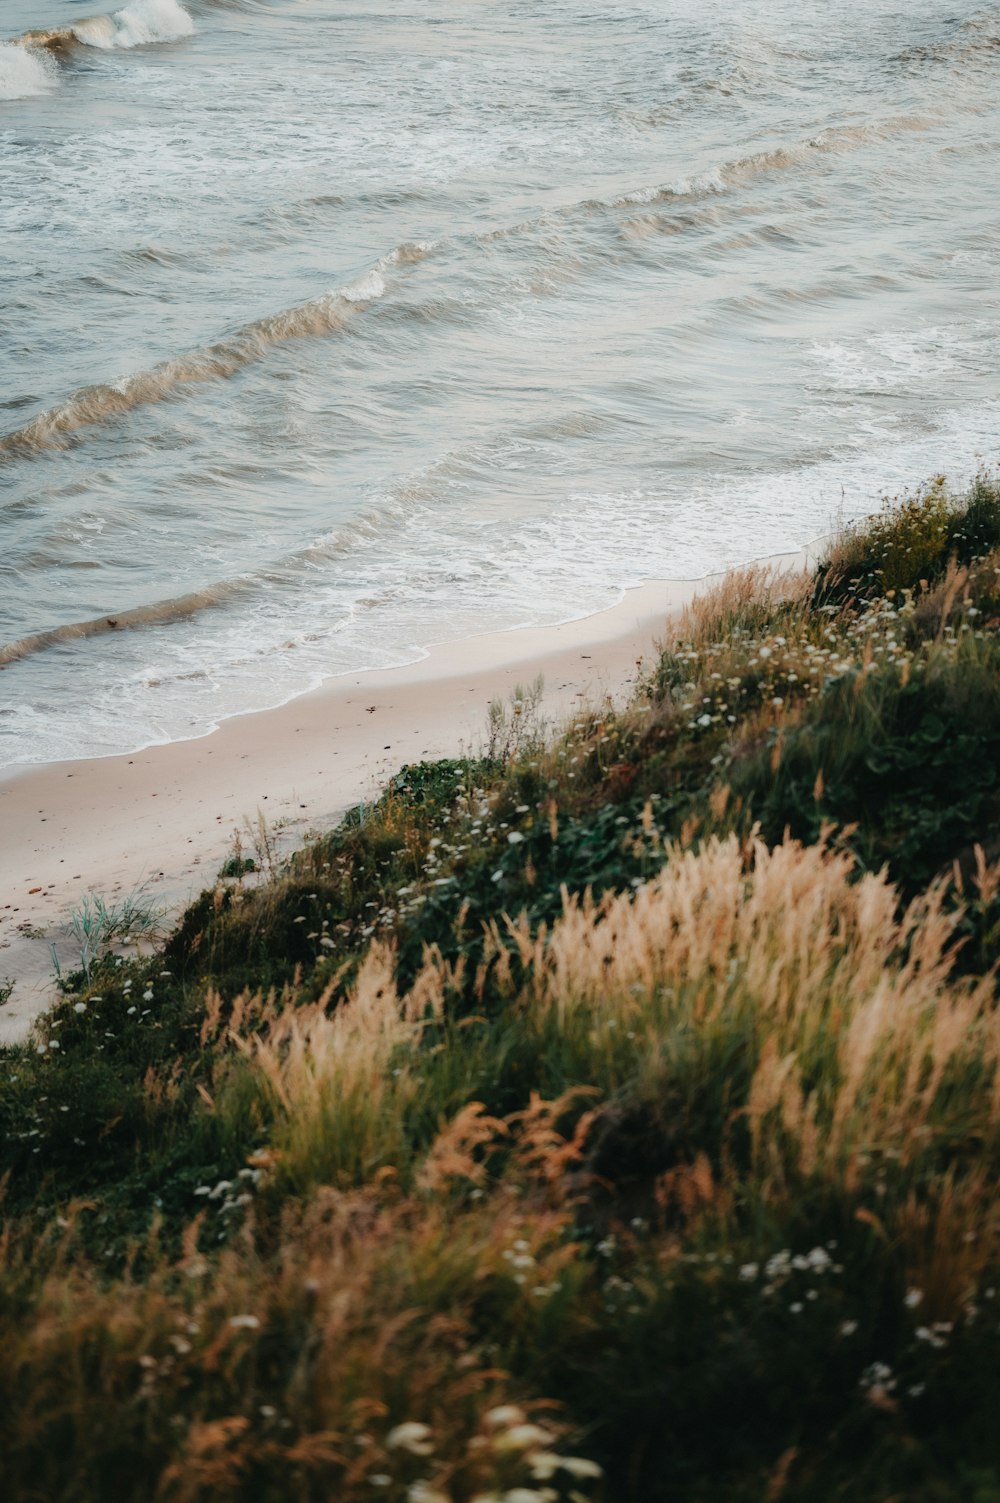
[0,43,58,99]
[73,0,195,50]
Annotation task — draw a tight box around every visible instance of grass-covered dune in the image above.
[3,474,1000,1502]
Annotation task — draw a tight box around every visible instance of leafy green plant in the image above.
[63,885,163,980]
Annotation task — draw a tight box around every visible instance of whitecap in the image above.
[340,269,388,304]
[74,0,195,50]
[0,43,58,100]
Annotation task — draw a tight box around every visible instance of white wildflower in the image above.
[483,1404,525,1429]
[765,1250,790,1280]
[558,1456,603,1479]
[495,1423,554,1453]
[407,1483,449,1503]
[386,1421,434,1456]
[228,1314,260,1330]
[860,1361,895,1392]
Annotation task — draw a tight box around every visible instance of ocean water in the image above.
[2,0,999,767]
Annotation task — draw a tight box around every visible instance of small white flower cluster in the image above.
[860,1360,896,1396]
[387,1421,435,1456]
[668,584,957,743]
[470,1405,602,1502]
[368,1425,447,1501]
[501,1239,562,1299]
[603,1273,641,1316]
[370,1407,602,1503]
[193,1167,260,1225]
[913,1321,953,1350]
[734,1243,845,1312]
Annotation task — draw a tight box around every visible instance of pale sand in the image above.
[0,546,820,1042]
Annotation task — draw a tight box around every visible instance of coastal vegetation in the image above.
[3,474,1000,1501]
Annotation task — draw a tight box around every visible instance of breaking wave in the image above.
[0,42,58,98]
[75,0,194,50]
[15,0,194,56]
[0,262,409,457]
[608,116,933,210]
[0,581,247,668]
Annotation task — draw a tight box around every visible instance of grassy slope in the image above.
[3,475,1000,1502]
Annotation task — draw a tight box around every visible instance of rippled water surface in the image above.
[2,0,999,764]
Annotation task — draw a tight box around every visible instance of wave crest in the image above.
[0,582,246,669]
[608,114,934,212]
[0,260,400,457]
[75,0,194,50]
[15,0,194,56]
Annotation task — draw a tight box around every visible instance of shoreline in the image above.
[0,545,821,1042]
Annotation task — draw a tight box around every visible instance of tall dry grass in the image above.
[3,833,999,1499]
[484,835,1000,1303]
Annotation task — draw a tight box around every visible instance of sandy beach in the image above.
[0,550,818,1042]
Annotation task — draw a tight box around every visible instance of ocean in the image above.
[2,0,998,767]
